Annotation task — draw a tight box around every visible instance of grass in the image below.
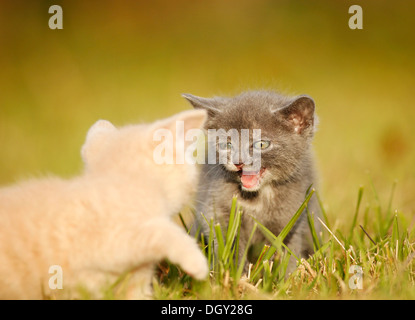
[1,1,414,301]
[152,182,415,300]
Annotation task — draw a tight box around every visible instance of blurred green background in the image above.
[0,0,414,221]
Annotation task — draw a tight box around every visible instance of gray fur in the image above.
[183,90,320,272]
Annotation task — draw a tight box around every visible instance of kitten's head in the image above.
[81,109,207,212]
[183,90,317,192]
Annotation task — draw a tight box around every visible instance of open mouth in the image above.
[237,167,266,190]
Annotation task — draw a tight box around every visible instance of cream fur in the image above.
[0,109,208,299]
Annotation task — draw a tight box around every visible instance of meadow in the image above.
[0,0,414,299]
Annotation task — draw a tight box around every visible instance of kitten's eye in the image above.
[218,142,233,150]
[253,140,271,150]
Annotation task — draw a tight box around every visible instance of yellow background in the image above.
[0,0,414,223]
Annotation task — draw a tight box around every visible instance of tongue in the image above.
[241,172,260,189]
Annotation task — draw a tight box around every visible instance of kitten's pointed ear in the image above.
[182,93,221,117]
[276,95,316,135]
[81,120,117,165]
[151,110,207,160]
[151,109,207,133]
[175,109,208,133]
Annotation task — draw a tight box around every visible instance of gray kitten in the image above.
[183,90,320,271]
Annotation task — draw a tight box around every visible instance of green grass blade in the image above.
[392,213,399,245]
[251,215,279,244]
[348,186,364,245]
[279,189,315,241]
[252,245,271,275]
[306,210,321,251]
[250,215,302,280]
[312,240,332,259]
[262,260,273,292]
[250,189,315,273]
[369,175,384,238]
[222,204,242,263]
[234,210,243,268]
[207,217,214,270]
[200,231,206,256]
[236,223,257,280]
[225,195,238,244]
[214,223,225,261]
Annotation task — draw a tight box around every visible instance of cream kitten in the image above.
[0,109,208,299]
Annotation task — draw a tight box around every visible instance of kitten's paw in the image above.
[179,251,209,280]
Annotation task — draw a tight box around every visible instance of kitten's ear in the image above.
[276,95,315,135]
[182,93,222,117]
[175,109,208,133]
[151,109,207,158]
[81,120,117,165]
[152,109,207,132]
